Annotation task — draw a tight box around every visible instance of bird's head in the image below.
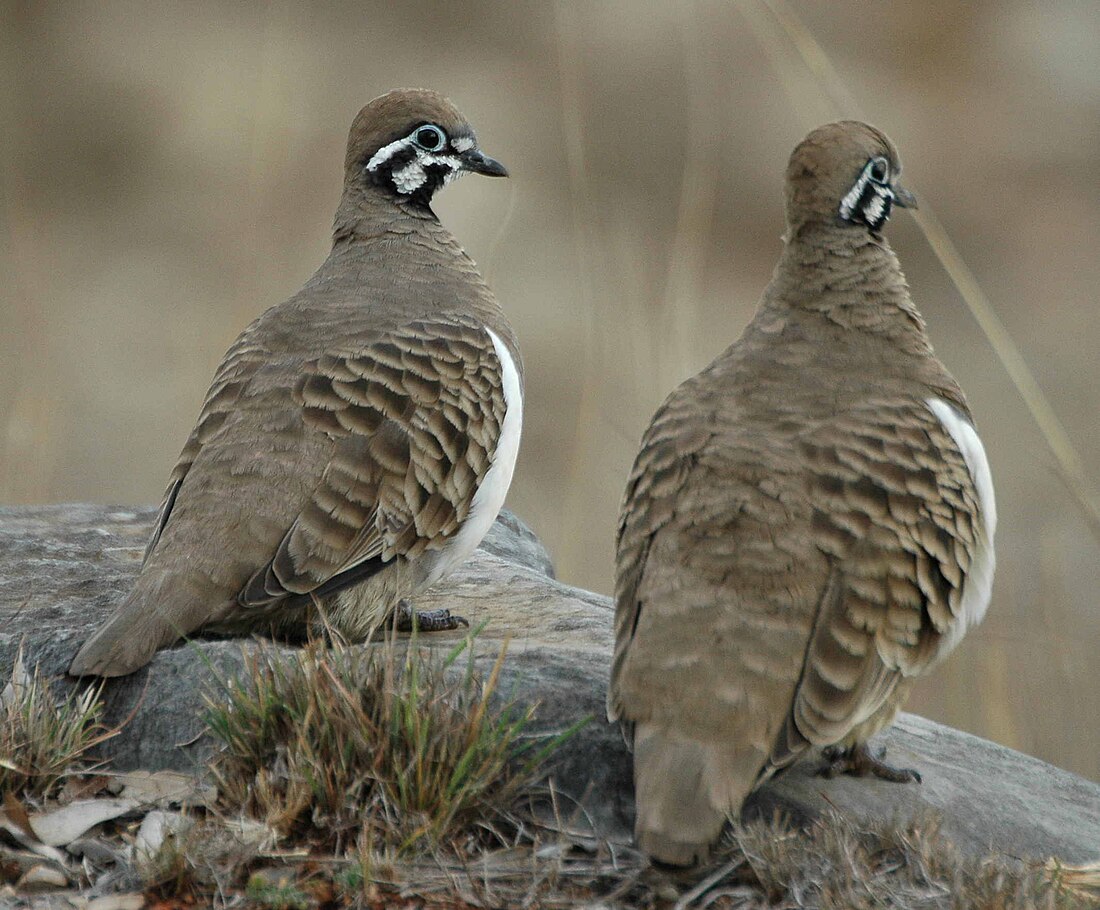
[345,88,508,211]
[784,120,916,237]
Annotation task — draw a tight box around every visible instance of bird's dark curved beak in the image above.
[462,149,509,178]
[893,184,917,209]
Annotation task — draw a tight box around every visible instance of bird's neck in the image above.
[330,184,438,247]
[767,222,931,353]
[310,187,517,357]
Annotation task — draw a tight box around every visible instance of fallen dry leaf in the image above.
[0,842,50,877]
[0,645,30,709]
[61,774,113,803]
[86,893,147,909]
[68,834,129,866]
[113,770,215,808]
[2,791,35,839]
[15,861,68,890]
[134,810,192,862]
[0,796,69,866]
[29,797,140,846]
[222,816,279,852]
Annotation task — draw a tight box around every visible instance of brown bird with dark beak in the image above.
[610,121,995,866]
[70,89,522,678]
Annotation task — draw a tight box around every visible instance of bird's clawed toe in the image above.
[820,743,922,784]
[394,602,470,633]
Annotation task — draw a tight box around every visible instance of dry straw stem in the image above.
[645,811,1093,910]
[0,645,113,799]
[138,815,246,900]
[202,628,583,860]
[1043,857,1100,904]
[320,809,1100,909]
[551,0,606,580]
[752,0,1100,544]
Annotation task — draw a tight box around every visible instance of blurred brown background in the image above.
[2,2,1098,779]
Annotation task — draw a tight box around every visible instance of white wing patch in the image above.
[926,397,997,658]
[426,328,523,586]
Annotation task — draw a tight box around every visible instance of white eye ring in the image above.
[412,124,446,152]
[869,156,890,184]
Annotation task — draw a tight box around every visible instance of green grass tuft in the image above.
[0,646,110,799]
[203,630,578,856]
[245,872,310,910]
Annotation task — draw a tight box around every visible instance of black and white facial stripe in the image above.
[839,155,895,232]
[366,123,473,205]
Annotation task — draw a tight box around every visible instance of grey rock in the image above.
[0,505,1097,865]
[745,713,1100,865]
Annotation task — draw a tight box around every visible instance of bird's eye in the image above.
[869,156,890,184]
[412,124,446,152]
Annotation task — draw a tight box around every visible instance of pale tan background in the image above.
[2,2,1098,779]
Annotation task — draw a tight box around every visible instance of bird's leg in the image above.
[819,742,922,784]
[393,600,470,633]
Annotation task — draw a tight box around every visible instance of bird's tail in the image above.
[68,569,226,678]
[632,723,763,867]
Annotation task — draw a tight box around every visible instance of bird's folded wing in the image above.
[609,388,713,727]
[144,329,270,564]
[767,398,987,773]
[237,316,507,606]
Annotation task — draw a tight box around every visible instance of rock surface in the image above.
[1,504,1098,865]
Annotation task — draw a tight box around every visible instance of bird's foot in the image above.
[393,601,470,633]
[819,742,922,784]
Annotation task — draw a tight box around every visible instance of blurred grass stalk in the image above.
[552,0,611,580]
[750,0,1100,545]
[0,21,57,505]
[552,1,717,581]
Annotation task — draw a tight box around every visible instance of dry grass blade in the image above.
[752,0,1100,546]
[0,645,113,799]
[137,814,269,900]
[203,632,576,859]
[671,857,744,910]
[700,812,1093,910]
[551,0,605,582]
[907,204,1100,544]
[1043,857,1100,902]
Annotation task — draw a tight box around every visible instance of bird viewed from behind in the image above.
[69,89,521,678]
[609,121,996,867]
